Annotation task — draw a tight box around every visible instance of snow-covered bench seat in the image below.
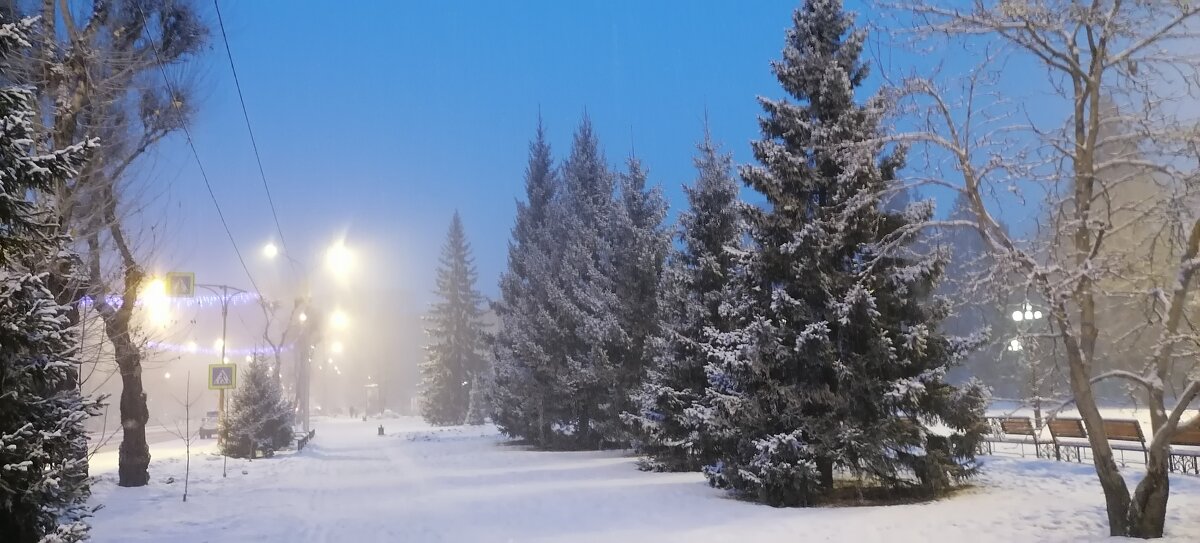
[1169,426,1200,475]
[982,417,1042,458]
[1101,419,1147,465]
[1047,417,1090,462]
[1048,418,1147,465]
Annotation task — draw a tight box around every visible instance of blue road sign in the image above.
[208,364,237,390]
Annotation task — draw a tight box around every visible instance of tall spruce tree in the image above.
[697,0,987,506]
[493,120,563,442]
[606,156,668,441]
[0,17,101,542]
[421,212,488,425]
[545,114,623,448]
[626,127,744,471]
[219,357,293,459]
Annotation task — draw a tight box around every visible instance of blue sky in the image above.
[150,0,819,310]
[129,0,1069,395]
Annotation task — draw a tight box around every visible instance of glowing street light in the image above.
[143,277,167,299]
[186,340,198,353]
[164,372,171,379]
[298,312,308,323]
[141,277,170,326]
[263,242,279,259]
[1011,301,1046,428]
[331,341,345,355]
[325,241,355,280]
[244,355,253,363]
[330,309,349,329]
[213,338,224,350]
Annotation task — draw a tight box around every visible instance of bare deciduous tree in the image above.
[878,0,1200,537]
[26,0,207,487]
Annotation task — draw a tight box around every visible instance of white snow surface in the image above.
[88,417,1200,542]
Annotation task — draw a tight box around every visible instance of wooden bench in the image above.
[1047,418,1089,462]
[1169,426,1200,475]
[1102,419,1147,465]
[982,417,1042,458]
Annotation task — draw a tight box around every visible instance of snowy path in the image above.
[89,417,1200,542]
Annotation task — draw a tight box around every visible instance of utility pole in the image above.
[294,298,318,432]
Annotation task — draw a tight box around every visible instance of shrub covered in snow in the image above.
[220,357,293,458]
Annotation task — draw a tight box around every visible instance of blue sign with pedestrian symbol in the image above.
[208,364,237,390]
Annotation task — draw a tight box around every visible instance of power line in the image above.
[212,0,296,275]
[135,4,263,297]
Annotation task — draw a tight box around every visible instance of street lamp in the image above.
[298,311,308,322]
[325,241,355,281]
[141,277,171,327]
[1011,302,1046,428]
[186,340,198,353]
[330,309,349,329]
[263,242,279,259]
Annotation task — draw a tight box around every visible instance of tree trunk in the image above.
[578,403,592,449]
[817,457,834,490]
[1063,336,1133,535]
[1127,447,1171,538]
[115,336,150,487]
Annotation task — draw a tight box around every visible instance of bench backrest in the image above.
[1048,418,1087,440]
[1170,426,1200,447]
[998,417,1037,437]
[1102,419,1144,444]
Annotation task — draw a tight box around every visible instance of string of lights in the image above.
[80,291,261,309]
[148,340,294,358]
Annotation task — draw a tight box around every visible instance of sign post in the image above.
[209,363,237,434]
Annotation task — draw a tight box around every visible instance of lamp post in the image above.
[261,239,355,433]
[196,283,248,425]
[1010,302,1045,428]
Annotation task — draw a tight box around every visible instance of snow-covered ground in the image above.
[88,417,1200,542]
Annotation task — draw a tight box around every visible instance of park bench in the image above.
[1101,419,1147,465]
[1047,417,1089,462]
[982,417,1042,458]
[1169,425,1200,475]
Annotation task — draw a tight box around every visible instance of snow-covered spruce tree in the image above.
[545,114,624,448]
[220,357,293,459]
[697,0,987,506]
[420,212,489,426]
[0,17,102,543]
[625,127,744,471]
[604,156,668,441]
[492,120,564,443]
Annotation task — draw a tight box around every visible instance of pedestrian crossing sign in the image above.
[166,271,195,297]
[208,364,237,390]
